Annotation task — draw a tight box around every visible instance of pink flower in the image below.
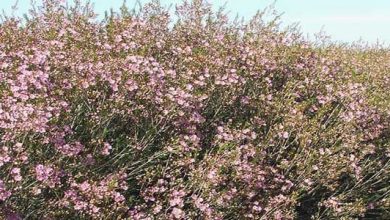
[153,205,162,214]
[101,142,112,156]
[169,197,183,207]
[11,167,22,182]
[56,141,84,157]
[79,181,91,192]
[11,167,21,174]
[0,180,11,201]
[207,169,217,180]
[114,192,125,203]
[35,164,52,181]
[171,207,184,219]
[34,164,60,188]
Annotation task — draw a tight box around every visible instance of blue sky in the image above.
[1,0,390,44]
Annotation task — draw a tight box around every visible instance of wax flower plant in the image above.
[0,0,390,219]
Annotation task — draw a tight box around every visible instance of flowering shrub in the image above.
[1,0,390,219]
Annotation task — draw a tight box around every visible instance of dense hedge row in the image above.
[1,0,390,219]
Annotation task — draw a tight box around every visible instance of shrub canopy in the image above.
[0,0,390,219]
